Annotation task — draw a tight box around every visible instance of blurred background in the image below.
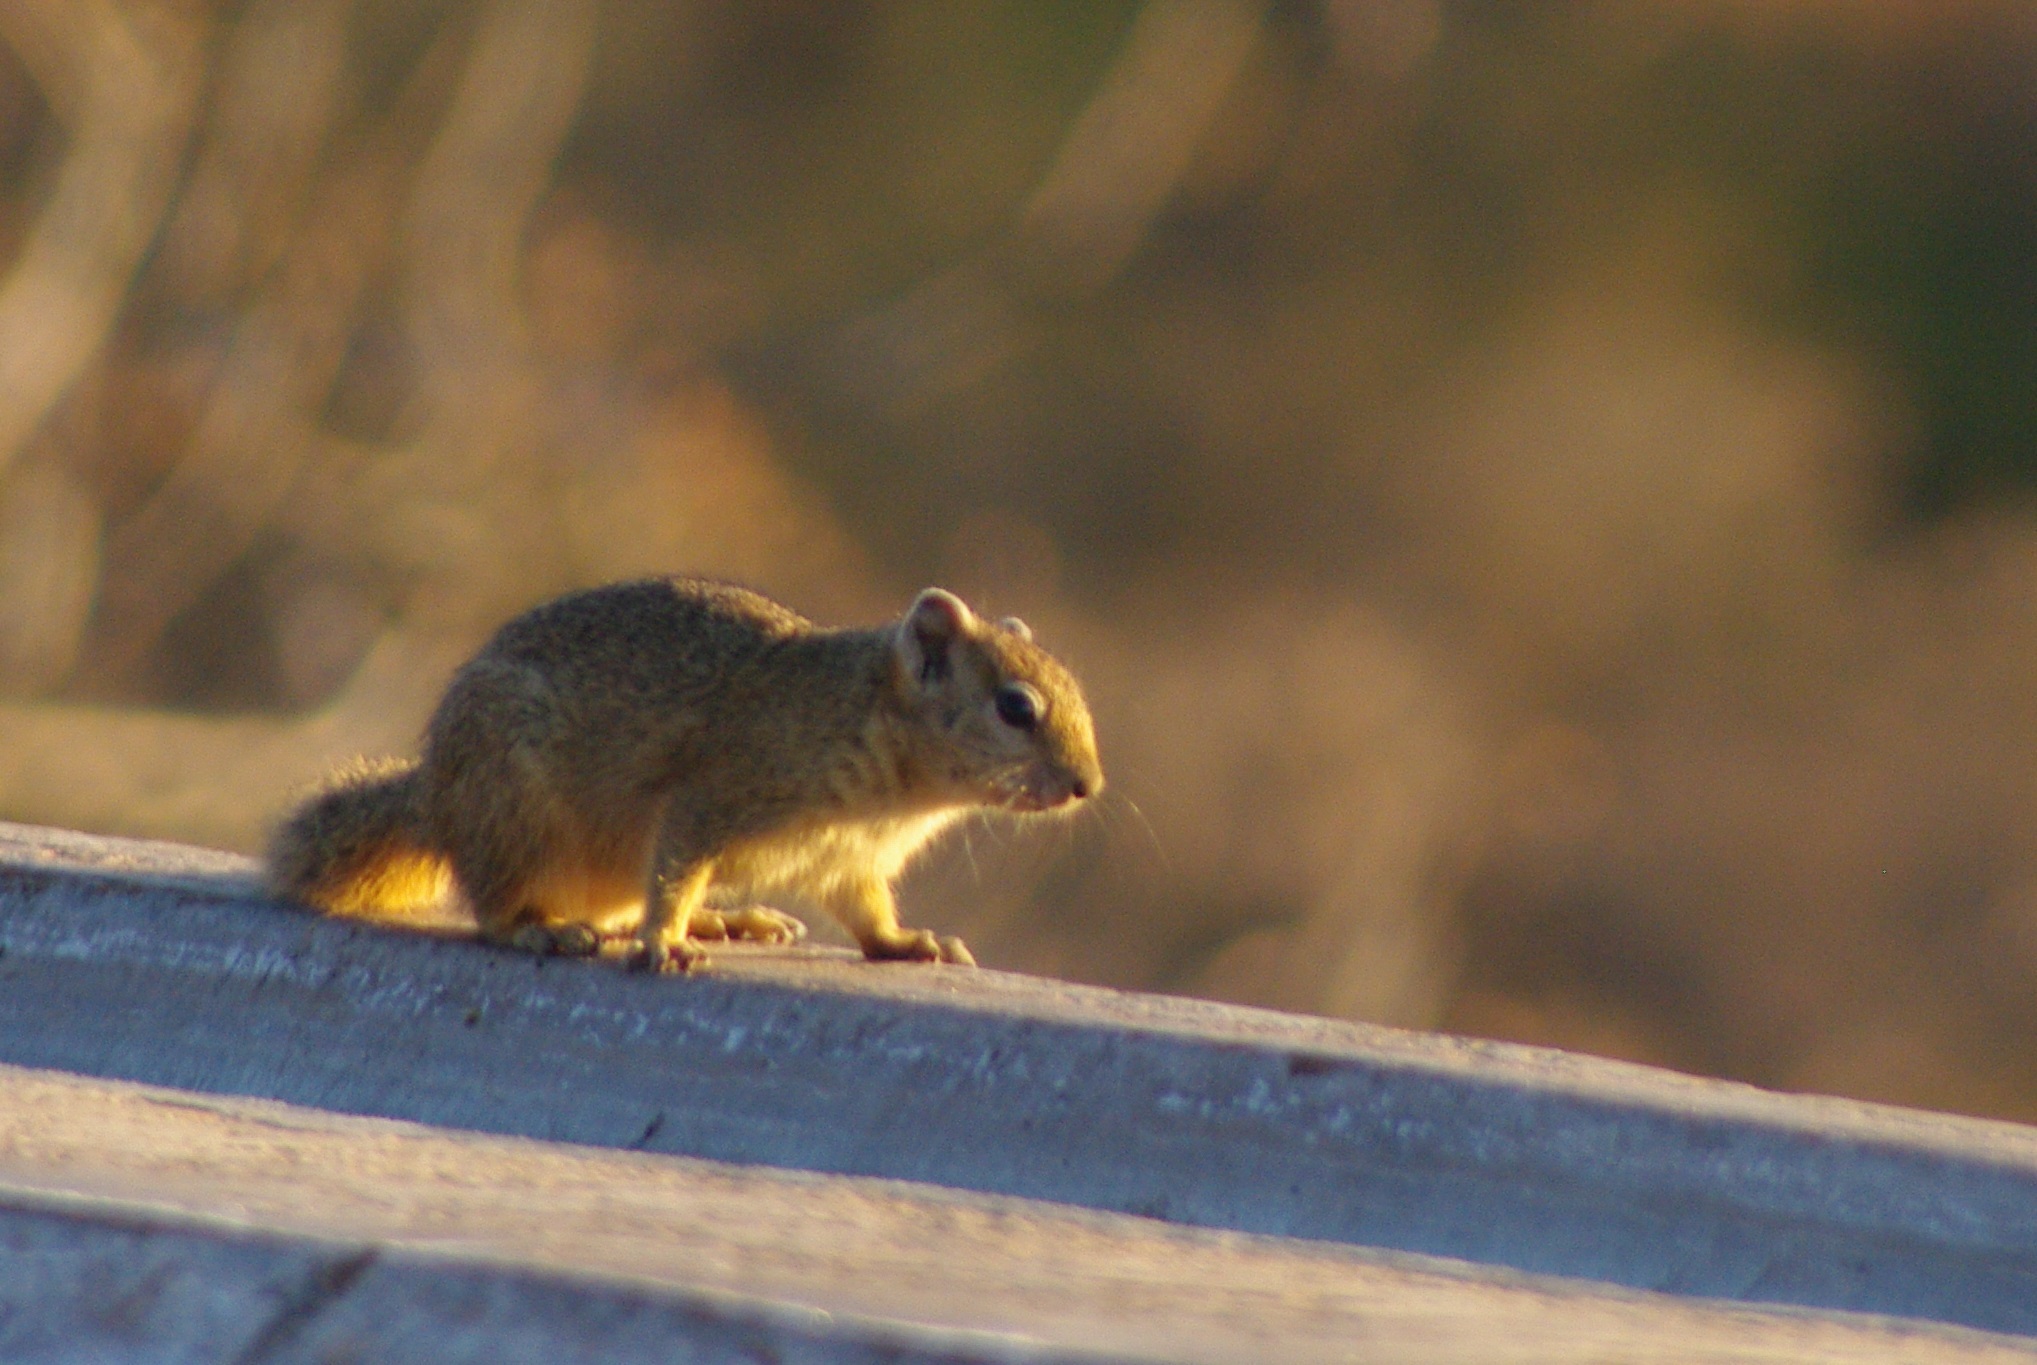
[5,0,2037,1118]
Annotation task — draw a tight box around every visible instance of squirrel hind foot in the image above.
[502,921,603,958]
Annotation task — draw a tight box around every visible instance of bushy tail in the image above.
[267,758,452,923]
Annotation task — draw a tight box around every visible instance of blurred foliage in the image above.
[7,0,2037,1120]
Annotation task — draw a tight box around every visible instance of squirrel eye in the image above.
[994,682,1043,731]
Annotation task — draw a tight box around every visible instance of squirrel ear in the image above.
[998,616,1032,642]
[897,588,976,685]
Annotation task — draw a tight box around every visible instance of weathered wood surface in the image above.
[1,820,2037,1352]
[2,1064,2033,1365]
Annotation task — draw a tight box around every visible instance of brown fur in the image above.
[267,578,1103,970]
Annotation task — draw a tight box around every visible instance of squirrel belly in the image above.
[264,577,1104,972]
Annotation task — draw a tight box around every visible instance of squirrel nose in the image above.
[1070,778,1090,800]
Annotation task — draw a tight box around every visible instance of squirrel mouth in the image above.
[1004,775,1088,813]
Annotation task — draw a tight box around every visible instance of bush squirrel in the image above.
[267,577,1103,971]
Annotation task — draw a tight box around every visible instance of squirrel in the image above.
[266,577,1103,972]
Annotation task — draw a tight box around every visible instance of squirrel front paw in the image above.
[862,928,976,966]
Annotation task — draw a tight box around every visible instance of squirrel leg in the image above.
[633,856,713,974]
[638,792,807,969]
[824,874,975,966]
[444,838,599,958]
[462,866,604,959]
[427,707,605,958]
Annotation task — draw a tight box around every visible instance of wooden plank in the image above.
[2,1064,2032,1364]
[1,820,2036,1340]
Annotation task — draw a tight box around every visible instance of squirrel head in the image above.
[892,588,1104,813]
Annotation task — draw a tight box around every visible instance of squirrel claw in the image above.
[936,935,976,967]
[629,939,704,974]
